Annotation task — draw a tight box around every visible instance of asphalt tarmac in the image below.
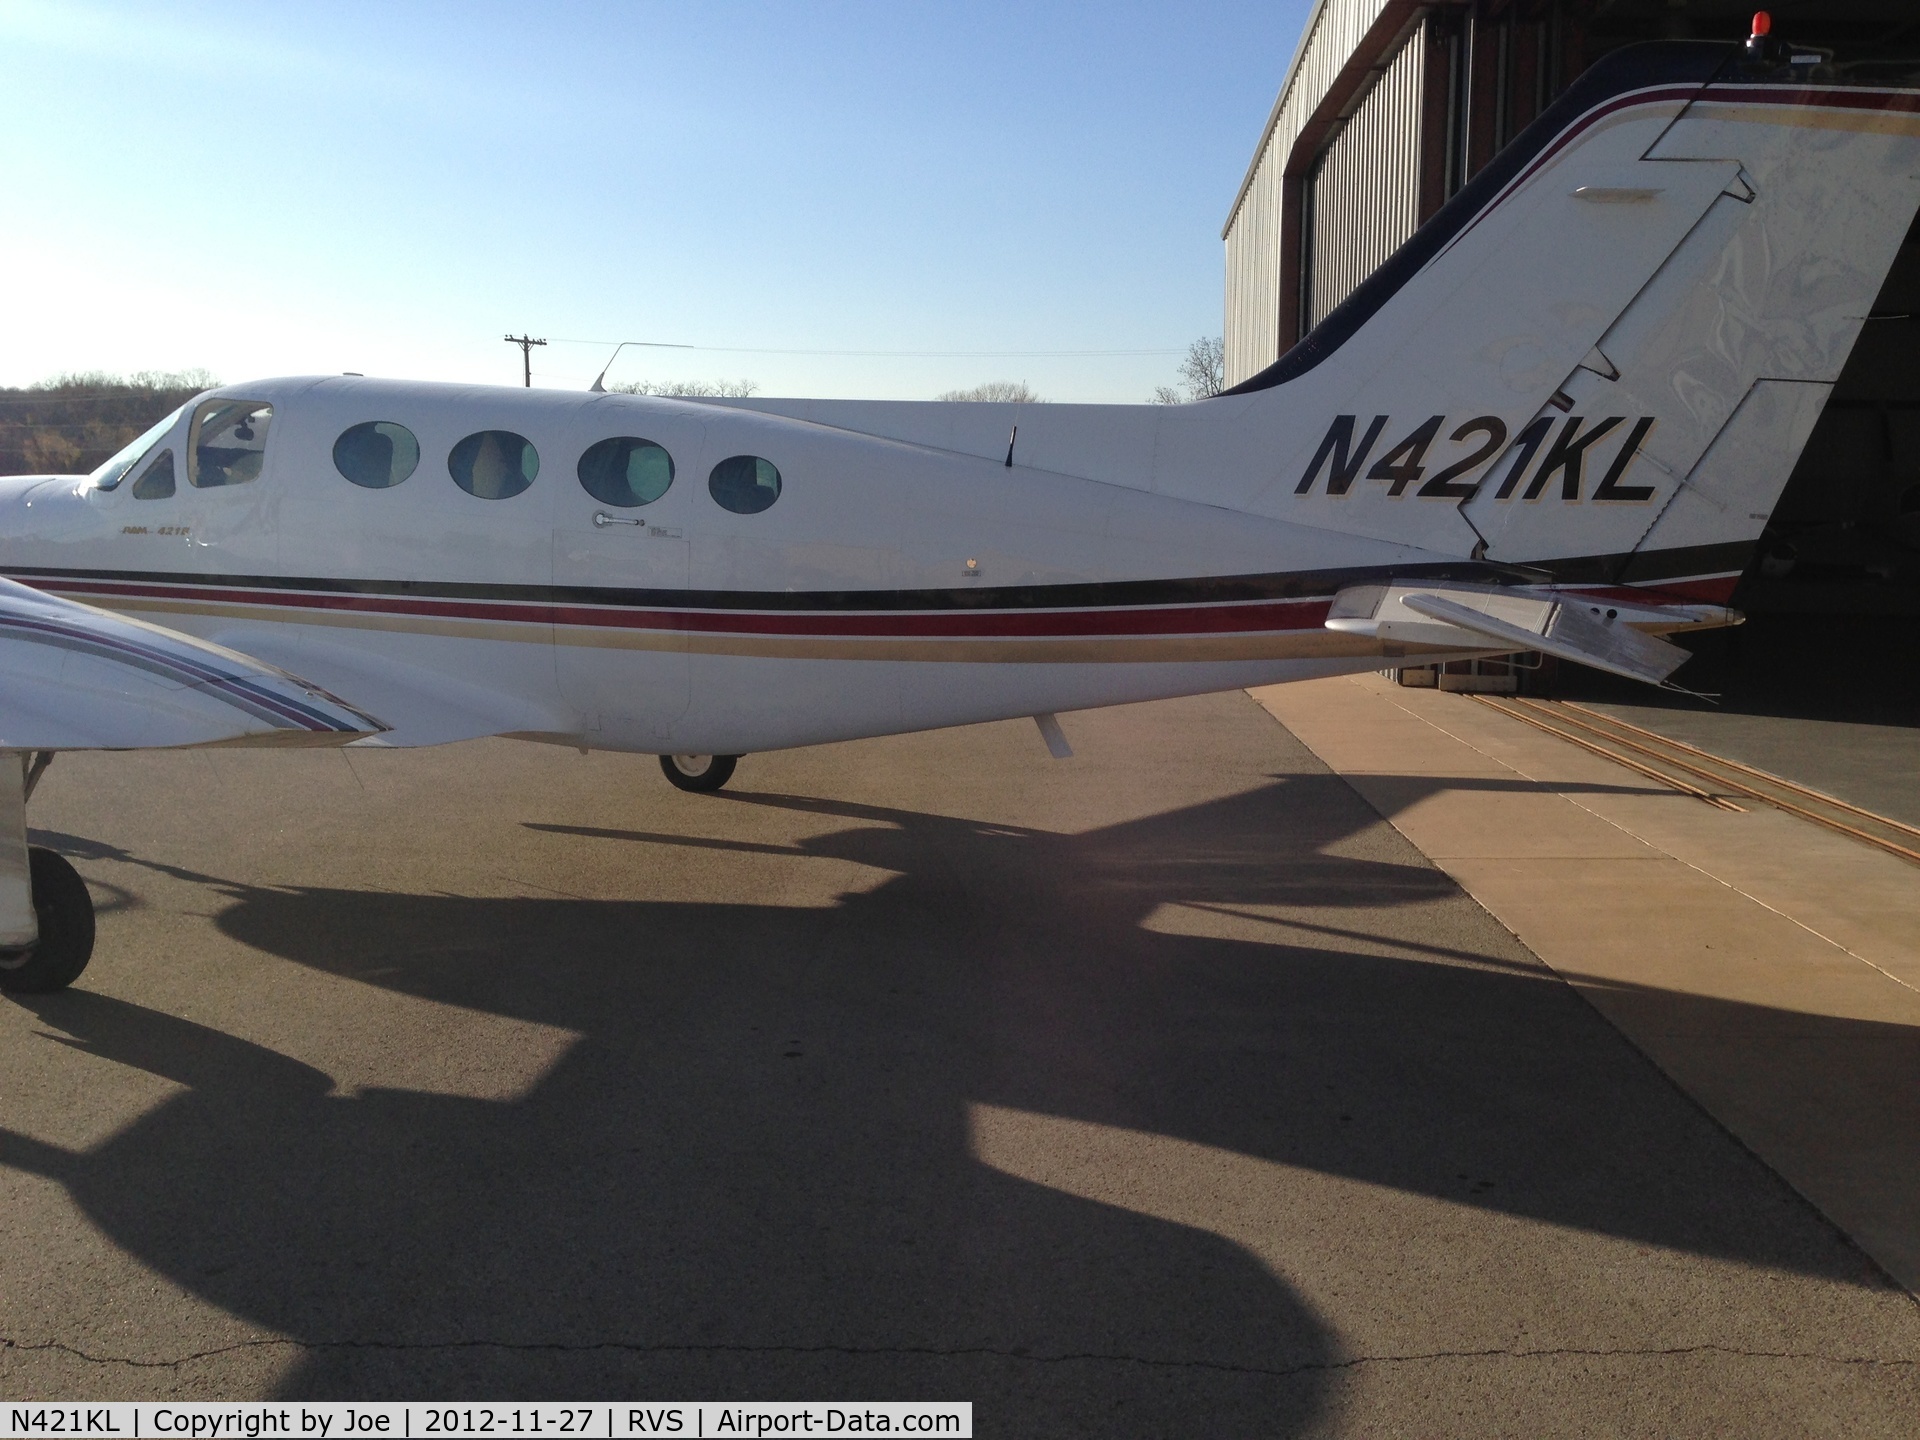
[2,691,1916,1434]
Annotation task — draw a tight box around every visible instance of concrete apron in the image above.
[1251,673,1920,1295]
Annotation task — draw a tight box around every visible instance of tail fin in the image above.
[1224,42,1920,600]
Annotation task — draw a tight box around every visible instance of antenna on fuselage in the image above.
[588,339,699,392]
[504,334,546,387]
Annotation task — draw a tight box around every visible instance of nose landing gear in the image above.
[660,753,740,793]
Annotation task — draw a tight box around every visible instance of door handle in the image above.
[593,511,683,538]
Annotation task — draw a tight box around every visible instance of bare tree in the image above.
[936,381,1043,403]
[1,370,219,476]
[612,379,759,398]
[1149,337,1225,403]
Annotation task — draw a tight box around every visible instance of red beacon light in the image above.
[1746,10,1783,64]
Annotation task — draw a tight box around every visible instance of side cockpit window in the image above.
[189,400,273,488]
[131,450,175,500]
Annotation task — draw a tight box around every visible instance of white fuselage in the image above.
[0,379,1454,754]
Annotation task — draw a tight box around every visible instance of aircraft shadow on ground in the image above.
[6,774,1908,1416]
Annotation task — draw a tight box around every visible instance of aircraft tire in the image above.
[660,753,739,793]
[0,848,95,994]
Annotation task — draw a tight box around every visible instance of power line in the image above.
[0,393,204,408]
[551,336,1183,359]
[0,420,162,430]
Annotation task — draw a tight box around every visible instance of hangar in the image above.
[1223,1,1920,634]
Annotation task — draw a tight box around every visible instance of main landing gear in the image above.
[660,753,740,793]
[0,752,93,994]
[0,848,94,994]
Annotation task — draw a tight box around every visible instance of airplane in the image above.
[0,35,1915,995]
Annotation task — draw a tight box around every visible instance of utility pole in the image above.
[504,334,546,388]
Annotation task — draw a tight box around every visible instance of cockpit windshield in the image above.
[88,405,187,491]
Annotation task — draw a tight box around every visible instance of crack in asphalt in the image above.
[5,1334,1918,1380]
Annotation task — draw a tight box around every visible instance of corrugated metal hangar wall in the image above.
[1304,30,1426,331]
[1223,1,1920,630]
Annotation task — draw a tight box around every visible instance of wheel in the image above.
[660,753,739,793]
[0,848,95,994]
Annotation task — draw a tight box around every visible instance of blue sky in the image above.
[0,1,1310,400]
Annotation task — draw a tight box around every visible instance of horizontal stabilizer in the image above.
[1325,581,1712,687]
[1399,593,1690,686]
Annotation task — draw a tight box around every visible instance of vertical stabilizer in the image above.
[1203,44,1920,597]
[1455,76,1920,594]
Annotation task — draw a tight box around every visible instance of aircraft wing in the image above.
[0,576,387,749]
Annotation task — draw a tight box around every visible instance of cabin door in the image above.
[552,400,703,748]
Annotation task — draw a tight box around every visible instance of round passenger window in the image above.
[578,436,674,507]
[708,455,781,515]
[449,430,538,499]
[333,421,420,489]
